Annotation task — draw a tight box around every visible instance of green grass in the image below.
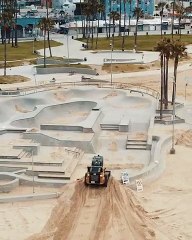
[0,40,63,61]
[80,34,192,51]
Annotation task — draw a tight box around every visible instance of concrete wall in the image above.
[36,66,97,75]
[23,132,95,153]
[0,175,19,193]
[36,58,84,65]
[0,192,61,203]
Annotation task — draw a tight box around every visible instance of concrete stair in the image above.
[100,123,119,130]
[126,136,148,150]
[38,173,69,180]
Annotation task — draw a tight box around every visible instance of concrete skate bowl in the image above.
[0,173,19,193]
[51,88,126,102]
[0,97,47,123]
[28,179,162,240]
[101,95,155,131]
[11,101,97,129]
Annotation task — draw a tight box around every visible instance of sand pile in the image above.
[175,129,192,147]
[103,91,118,99]
[15,104,32,113]
[28,179,162,240]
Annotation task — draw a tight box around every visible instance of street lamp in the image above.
[110,40,113,85]
[31,150,35,194]
[66,32,70,65]
[170,81,176,154]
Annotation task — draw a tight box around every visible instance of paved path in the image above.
[0,34,191,89]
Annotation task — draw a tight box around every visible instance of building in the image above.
[104,0,154,18]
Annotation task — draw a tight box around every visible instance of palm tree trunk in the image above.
[11,28,14,47]
[96,15,99,49]
[128,2,131,36]
[165,57,169,109]
[47,30,52,57]
[43,30,46,68]
[112,18,115,47]
[171,0,175,39]
[163,54,166,108]
[172,56,178,104]
[91,17,94,49]
[109,1,112,38]
[104,13,108,38]
[119,0,122,36]
[122,0,126,51]
[46,0,52,57]
[14,0,18,47]
[179,17,181,39]
[160,54,164,119]
[4,28,7,76]
[134,18,138,51]
[80,0,85,38]
[160,8,163,38]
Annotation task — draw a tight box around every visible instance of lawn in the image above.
[0,40,63,61]
[80,34,192,51]
[0,75,29,84]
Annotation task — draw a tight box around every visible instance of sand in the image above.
[28,179,168,240]
[139,145,192,240]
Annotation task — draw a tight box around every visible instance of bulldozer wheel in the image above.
[84,173,88,186]
[104,175,108,187]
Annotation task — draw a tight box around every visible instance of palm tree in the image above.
[96,3,105,49]
[133,7,143,52]
[156,1,169,38]
[170,39,186,104]
[155,38,172,116]
[109,11,120,48]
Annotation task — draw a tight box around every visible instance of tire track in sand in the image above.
[28,179,163,240]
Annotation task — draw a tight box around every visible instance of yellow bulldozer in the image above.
[84,155,111,187]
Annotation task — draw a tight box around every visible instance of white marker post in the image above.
[136,179,143,192]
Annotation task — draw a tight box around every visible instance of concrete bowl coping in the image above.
[10,100,98,129]
[0,173,19,193]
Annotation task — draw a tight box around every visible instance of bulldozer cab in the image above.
[92,155,103,167]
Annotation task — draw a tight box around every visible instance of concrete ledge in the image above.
[36,66,97,75]
[0,192,61,203]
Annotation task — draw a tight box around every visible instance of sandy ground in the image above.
[28,179,169,240]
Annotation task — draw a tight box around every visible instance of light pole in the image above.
[170,81,176,154]
[31,150,35,194]
[66,33,70,65]
[110,40,113,85]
